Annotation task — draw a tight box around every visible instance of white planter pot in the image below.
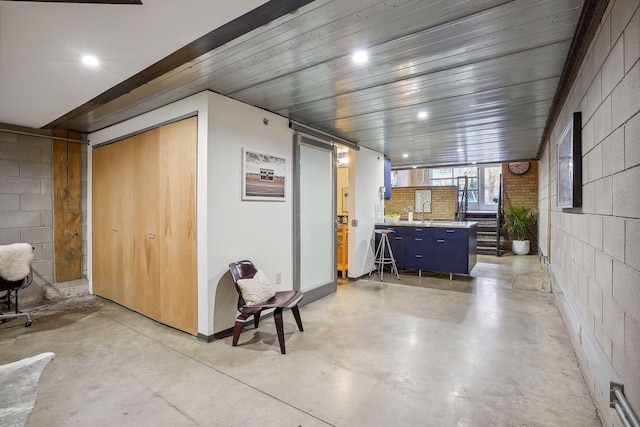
[512,240,530,255]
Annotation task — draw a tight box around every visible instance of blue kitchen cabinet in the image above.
[390,227,405,269]
[375,223,477,276]
[433,227,477,274]
[384,158,391,199]
[403,226,434,270]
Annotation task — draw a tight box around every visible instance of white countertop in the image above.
[376,220,478,228]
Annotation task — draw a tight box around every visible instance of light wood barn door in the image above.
[91,143,110,299]
[158,117,197,334]
[92,139,134,307]
[132,130,161,320]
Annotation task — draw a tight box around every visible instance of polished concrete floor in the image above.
[0,255,600,426]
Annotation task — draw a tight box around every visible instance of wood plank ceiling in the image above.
[48,0,594,168]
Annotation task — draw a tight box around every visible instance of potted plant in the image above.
[503,205,538,255]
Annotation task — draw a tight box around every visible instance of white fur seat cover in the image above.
[0,243,34,281]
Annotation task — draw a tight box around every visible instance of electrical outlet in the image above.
[351,219,358,227]
[275,272,282,284]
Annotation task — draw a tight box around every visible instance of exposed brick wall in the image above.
[502,161,539,211]
[502,161,540,249]
[384,186,457,220]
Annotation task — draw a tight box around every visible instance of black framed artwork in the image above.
[557,112,582,208]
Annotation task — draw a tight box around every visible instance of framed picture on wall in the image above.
[242,148,286,201]
[415,189,432,213]
[557,112,582,208]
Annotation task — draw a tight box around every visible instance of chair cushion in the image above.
[236,270,276,306]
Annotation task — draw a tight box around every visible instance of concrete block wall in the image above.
[540,1,640,425]
[0,131,88,304]
[0,132,53,303]
[384,186,457,220]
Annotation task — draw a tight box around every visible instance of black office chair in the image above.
[0,243,34,327]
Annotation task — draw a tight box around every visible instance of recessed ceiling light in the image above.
[352,50,368,64]
[81,55,99,67]
[402,153,409,158]
[412,166,417,169]
[457,148,463,153]
[418,111,428,119]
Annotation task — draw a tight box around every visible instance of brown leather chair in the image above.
[228,260,303,354]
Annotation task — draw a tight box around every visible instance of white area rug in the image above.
[0,352,55,427]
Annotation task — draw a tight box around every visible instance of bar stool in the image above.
[370,229,400,281]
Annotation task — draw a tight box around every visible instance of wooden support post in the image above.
[52,130,83,282]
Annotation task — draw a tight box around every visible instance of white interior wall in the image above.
[87,90,384,337]
[87,91,295,337]
[348,146,384,277]
[206,93,294,335]
[337,167,349,214]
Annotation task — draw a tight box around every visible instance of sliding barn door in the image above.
[92,117,197,334]
[92,139,134,308]
[158,118,198,334]
[132,129,161,320]
[294,134,337,303]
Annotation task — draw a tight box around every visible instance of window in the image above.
[482,166,501,208]
[425,167,478,208]
[392,164,501,211]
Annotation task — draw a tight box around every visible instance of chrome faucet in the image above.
[421,200,429,222]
